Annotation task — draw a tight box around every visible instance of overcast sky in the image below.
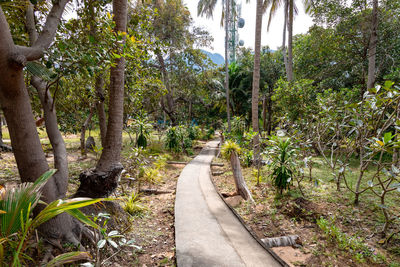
[184,0,314,56]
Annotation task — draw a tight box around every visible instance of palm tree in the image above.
[198,0,231,132]
[265,0,313,81]
[252,0,263,164]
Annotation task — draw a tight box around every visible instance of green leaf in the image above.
[107,239,119,249]
[46,252,90,267]
[97,239,106,249]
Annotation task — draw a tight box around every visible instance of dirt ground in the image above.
[210,159,399,267]
[0,137,207,267]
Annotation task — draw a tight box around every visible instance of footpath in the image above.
[175,140,285,267]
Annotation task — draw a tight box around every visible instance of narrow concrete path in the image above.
[175,140,283,267]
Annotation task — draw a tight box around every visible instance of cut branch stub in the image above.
[230,151,254,202]
[74,163,124,198]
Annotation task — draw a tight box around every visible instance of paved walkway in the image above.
[175,140,284,267]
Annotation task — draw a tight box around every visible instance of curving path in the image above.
[175,140,285,267]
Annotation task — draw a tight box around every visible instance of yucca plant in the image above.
[0,169,106,266]
[267,137,297,195]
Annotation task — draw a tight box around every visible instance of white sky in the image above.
[184,0,314,56]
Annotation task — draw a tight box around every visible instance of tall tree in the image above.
[265,0,313,81]
[367,0,378,90]
[75,0,128,198]
[252,0,263,162]
[198,0,231,131]
[0,0,84,244]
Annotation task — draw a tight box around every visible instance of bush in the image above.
[266,137,297,195]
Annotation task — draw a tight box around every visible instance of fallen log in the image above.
[167,161,187,165]
[212,171,225,176]
[139,188,173,195]
[261,235,301,248]
[167,161,224,167]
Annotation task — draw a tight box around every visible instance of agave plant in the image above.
[0,169,106,266]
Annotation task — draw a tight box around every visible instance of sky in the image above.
[184,0,314,56]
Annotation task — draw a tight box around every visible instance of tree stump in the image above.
[74,163,123,198]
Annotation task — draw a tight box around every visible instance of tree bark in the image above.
[95,75,107,147]
[252,0,263,163]
[157,52,177,125]
[0,3,81,244]
[262,94,267,132]
[76,0,127,198]
[230,151,254,202]
[282,0,289,78]
[367,0,378,90]
[287,0,294,82]
[225,0,231,132]
[80,105,95,156]
[95,0,127,172]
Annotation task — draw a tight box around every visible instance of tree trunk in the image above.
[0,3,82,244]
[225,0,231,132]
[95,76,107,147]
[80,105,95,156]
[252,0,263,164]
[76,0,127,198]
[157,52,177,125]
[287,0,294,82]
[367,0,378,90]
[0,114,2,146]
[266,91,273,136]
[262,94,267,132]
[282,0,289,78]
[230,152,254,202]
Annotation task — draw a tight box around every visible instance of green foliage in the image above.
[221,140,241,160]
[187,125,200,140]
[165,126,182,153]
[165,125,195,154]
[266,137,297,194]
[123,192,147,217]
[317,217,385,264]
[0,170,105,266]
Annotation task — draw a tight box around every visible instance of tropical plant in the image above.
[165,126,182,153]
[0,169,105,266]
[267,137,297,195]
[123,192,147,217]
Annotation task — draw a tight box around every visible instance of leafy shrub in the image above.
[221,140,241,160]
[123,192,147,217]
[266,137,297,195]
[187,125,200,140]
[126,116,152,148]
[165,126,182,153]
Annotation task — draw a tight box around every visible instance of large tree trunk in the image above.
[75,0,127,198]
[282,0,289,78]
[367,0,378,90]
[225,0,231,132]
[230,152,254,202]
[252,0,263,163]
[0,2,81,244]
[287,0,294,82]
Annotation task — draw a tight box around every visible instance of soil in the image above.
[211,157,398,267]
[0,135,208,267]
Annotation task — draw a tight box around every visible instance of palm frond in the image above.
[45,251,91,267]
[197,0,218,18]
[25,61,56,82]
[0,169,56,237]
